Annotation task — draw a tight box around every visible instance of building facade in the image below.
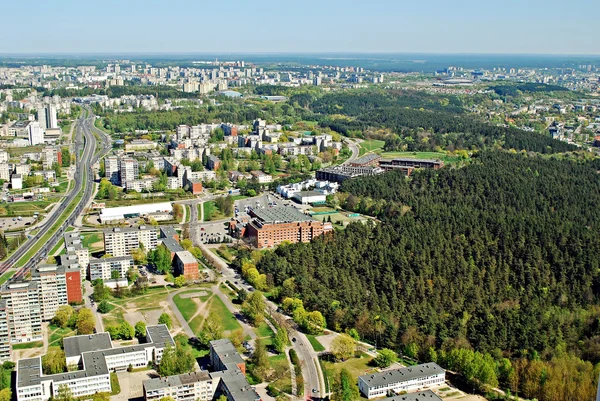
[358,363,445,399]
[88,256,134,281]
[103,226,159,257]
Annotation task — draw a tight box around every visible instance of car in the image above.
[292,337,296,343]
[312,389,318,394]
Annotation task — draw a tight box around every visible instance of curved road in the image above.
[1,108,111,280]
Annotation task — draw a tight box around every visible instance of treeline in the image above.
[235,151,600,399]
[489,83,570,97]
[310,92,576,154]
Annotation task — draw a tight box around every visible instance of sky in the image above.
[1,0,598,55]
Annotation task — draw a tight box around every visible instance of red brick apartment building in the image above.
[245,206,332,248]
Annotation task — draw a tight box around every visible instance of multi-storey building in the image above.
[104,156,120,185]
[63,232,90,271]
[378,158,444,176]
[0,163,10,181]
[28,121,44,146]
[377,391,442,401]
[174,251,199,281]
[16,325,175,401]
[245,206,332,248]
[103,226,159,257]
[358,363,445,399]
[316,165,383,183]
[206,339,259,401]
[119,157,139,188]
[1,281,43,344]
[0,301,9,362]
[144,372,216,401]
[42,147,61,170]
[31,265,82,318]
[88,256,134,281]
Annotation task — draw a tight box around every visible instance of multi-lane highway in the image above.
[0,108,111,280]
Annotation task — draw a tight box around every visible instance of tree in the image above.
[303,311,326,335]
[149,245,172,274]
[174,276,186,288]
[272,326,289,354]
[92,281,110,302]
[110,269,120,280]
[97,300,111,314]
[42,347,66,374]
[52,305,74,328]
[333,368,360,401]
[119,321,135,340]
[199,313,223,346]
[131,247,147,265]
[242,291,265,325]
[373,349,398,368]
[76,308,95,334]
[250,338,270,381]
[180,239,193,250]
[0,389,11,401]
[135,321,147,339]
[331,334,356,361]
[158,343,195,376]
[55,384,73,401]
[158,313,172,329]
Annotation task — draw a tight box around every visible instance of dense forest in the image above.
[239,151,600,399]
[488,83,570,97]
[309,92,576,154]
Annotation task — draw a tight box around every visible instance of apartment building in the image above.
[42,147,61,170]
[207,339,259,401]
[209,339,246,375]
[103,226,159,257]
[1,281,43,344]
[120,157,139,188]
[144,371,216,401]
[0,301,10,362]
[245,206,332,248]
[104,156,120,185]
[249,170,272,184]
[358,363,445,399]
[174,251,199,281]
[88,256,134,281]
[207,155,221,171]
[31,265,82,321]
[63,232,90,271]
[16,325,175,401]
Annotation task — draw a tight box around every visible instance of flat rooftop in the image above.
[63,333,112,358]
[146,324,175,347]
[383,390,443,401]
[144,371,211,391]
[175,251,197,264]
[359,363,444,388]
[210,339,245,371]
[251,206,314,224]
[160,238,184,253]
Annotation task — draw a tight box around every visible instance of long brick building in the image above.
[245,206,332,248]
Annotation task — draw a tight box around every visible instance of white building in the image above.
[358,363,445,399]
[103,226,159,257]
[99,202,173,223]
[28,121,44,146]
[144,372,217,401]
[11,174,23,190]
[88,256,134,281]
[291,191,327,205]
[16,325,175,401]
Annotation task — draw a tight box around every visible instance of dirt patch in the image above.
[179,291,209,299]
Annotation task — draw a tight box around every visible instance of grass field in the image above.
[203,201,225,221]
[8,145,45,158]
[173,294,198,322]
[306,335,326,352]
[81,232,103,250]
[110,372,121,395]
[210,295,242,333]
[231,195,249,201]
[0,200,53,217]
[0,271,15,286]
[254,322,274,339]
[359,139,385,155]
[48,325,76,347]
[12,341,44,350]
[321,352,375,383]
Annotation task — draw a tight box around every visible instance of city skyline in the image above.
[1,0,599,55]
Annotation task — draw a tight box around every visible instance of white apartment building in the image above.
[1,282,42,344]
[0,163,10,181]
[0,150,8,163]
[17,325,174,401]
[31,266,67,321]
[42,147,60,170]
[104,156,120,185]
[144,372,216,401]
[63,232,90,270]
[120,157,139,187]
[103,226,159,257]
[28,121,44,146]
[358,363,445,399]
[88,256,134,281]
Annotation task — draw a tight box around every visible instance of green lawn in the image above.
[173,294,198,322]
[50,239,65,255]
[209,295,242,332]
[81,232,102,248]
[49,325,76,347]
[0,271,16,285]
[203,201,225,221]
[306,335,326,352]
[110,372,121,395]
[12,341,43,350]
[321,352,375,383]
[379,151,464,164]
[254,322,275,339]
[359,139,385,155]
[231,195,249,201]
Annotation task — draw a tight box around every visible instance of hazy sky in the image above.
[1,0,598,54]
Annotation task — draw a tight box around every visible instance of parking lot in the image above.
[0,216,37,230]
[191,221,230,244]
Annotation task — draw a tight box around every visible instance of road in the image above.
[0,107,112,280]
[342,138,361,165]
[207,249,324,400]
